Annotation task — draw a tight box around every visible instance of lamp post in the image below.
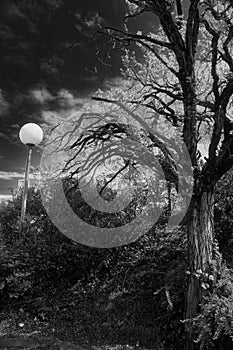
[19,123,43,230]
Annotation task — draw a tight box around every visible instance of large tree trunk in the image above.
[185,188,215,350]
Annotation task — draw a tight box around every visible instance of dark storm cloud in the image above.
[0,0,65,89]
[0,0,126,92]
[0,0,127,138]
[0,90,9,116]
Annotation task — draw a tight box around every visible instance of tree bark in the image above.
[185,188,214,350]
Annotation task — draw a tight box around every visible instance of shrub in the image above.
[0,188,93,302]
[193,260,233,350]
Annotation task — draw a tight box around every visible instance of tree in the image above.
[91,2,233,348]
[43,1,233,349]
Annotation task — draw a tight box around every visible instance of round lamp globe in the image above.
[19,123,43,146]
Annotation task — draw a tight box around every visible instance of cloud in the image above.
[41,110,64,125]
[102,77,126,89]
[56,89,83,108]
[0,194,12,202]
[31,87,84,109]
[31,87,54,104]
[0,128,28,146]
[82,76,100,84]
[84,12,103,28]
[112,0,127,14]
[5,3,27,20]
[0,130,22,146]
[0,89,9,115]
[74,11,105,35]
[0,0,66,93]
[41,104,84,126]
[11,124,20,129]
[0,171,23,180]
[30,86,86,126]
[0,132,10,141]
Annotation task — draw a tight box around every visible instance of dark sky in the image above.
[0,0,156,198]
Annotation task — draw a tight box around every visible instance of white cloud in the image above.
[29,86,87,127]
[0,194,12,203]
[38,89,88,126]
[31,87,83,109]
[11,124,20,129]
[74,11,104,34]
[102,77,126,90]
[57,89,78,108]
[31,87,54,104]
[41,110,65,125]
[41,105,84,126]
[0,171,24,180]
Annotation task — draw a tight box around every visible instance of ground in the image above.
[0,288,158,350]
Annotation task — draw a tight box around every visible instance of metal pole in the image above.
[20,144,33,230]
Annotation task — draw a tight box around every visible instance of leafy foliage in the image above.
[0,186,188,349]
[193,261,233,350]
[1,173,233,349]
[0,188,92,302]
[214,170,233,265]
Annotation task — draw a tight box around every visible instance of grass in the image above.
[0,287,162,350]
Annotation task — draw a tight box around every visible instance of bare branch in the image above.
[99,160,130,196]
[102,27,172,49]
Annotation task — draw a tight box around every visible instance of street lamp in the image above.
[19,123,43,229]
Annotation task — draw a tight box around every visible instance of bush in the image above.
[193,260,233,350]
[0,188,93,302]
[215,170,233,265]
[0,185,189,348]
[3,172,233,349]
